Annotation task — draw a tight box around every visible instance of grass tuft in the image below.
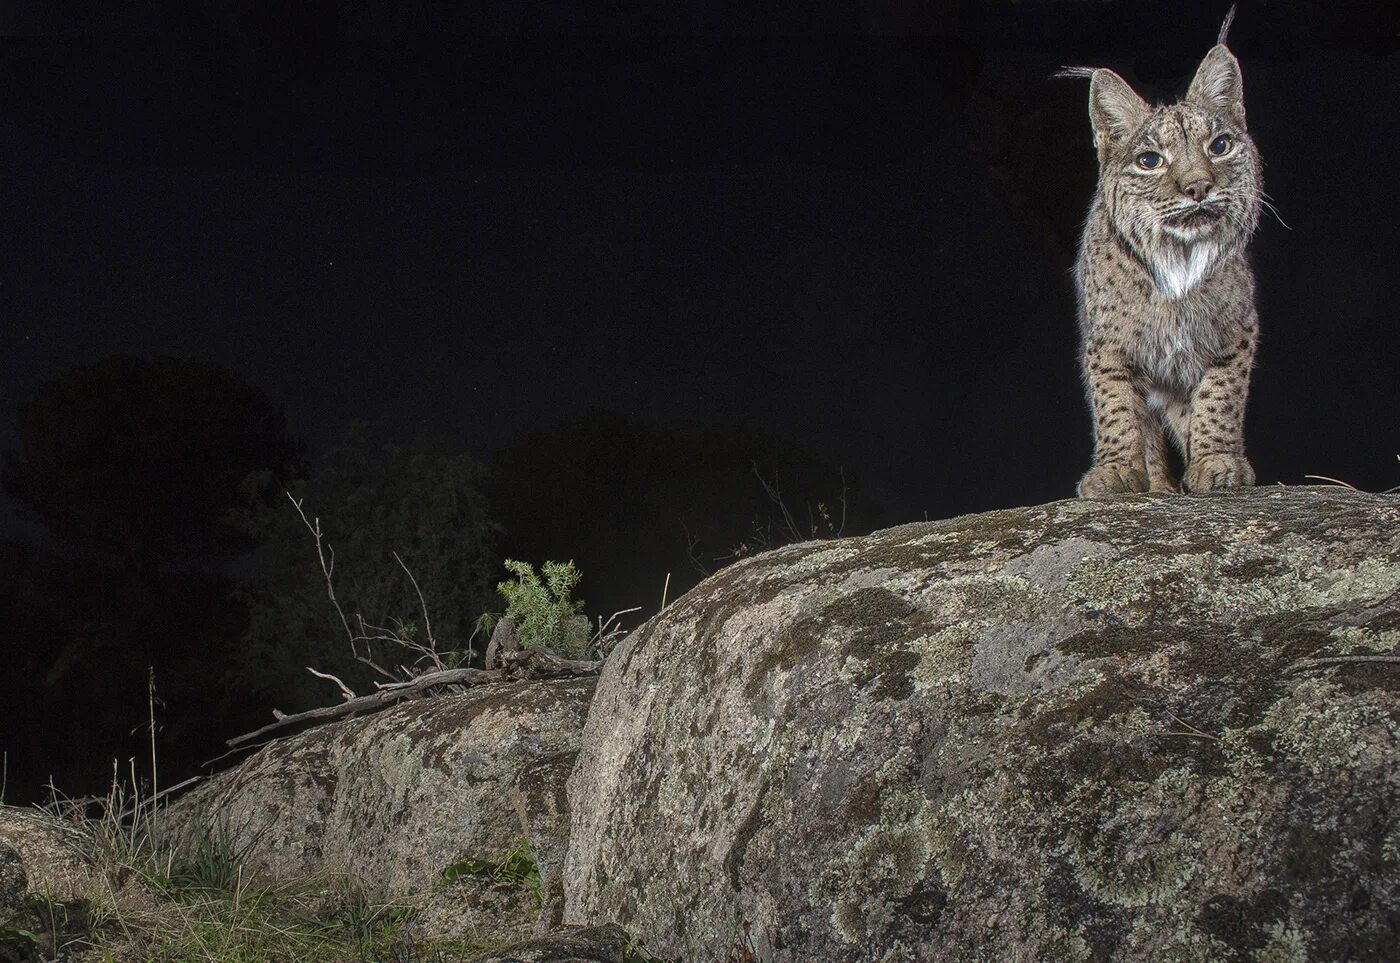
[16,763,496,961]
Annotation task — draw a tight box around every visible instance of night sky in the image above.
[2,0,1399,803]
[4,1,1399,537]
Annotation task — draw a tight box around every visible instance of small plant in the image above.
[42,759,169,892]
[0,923,39,959]
[442,840,543,906]
[172,818,259,892]
[319,875,419,951]
[476,560,589,659]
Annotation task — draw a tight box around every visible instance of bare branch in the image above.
[354,617,440,669]
[681,520,710,577]
[351,614,405,682]
[288,492,420,683]
[393,550,443,670]
[287,492,358,652]
[753,462,802,543]
[306,666,357,701]
[593,607,641,641]
[591,606,641,658]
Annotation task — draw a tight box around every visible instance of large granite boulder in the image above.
[169,677,594,942]
[564,488,1400,962]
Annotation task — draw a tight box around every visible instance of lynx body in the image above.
[1069,27,1263,495]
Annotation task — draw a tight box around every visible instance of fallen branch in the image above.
[227,650,603,748]
[499,647,602,678]
[228,666,500,747]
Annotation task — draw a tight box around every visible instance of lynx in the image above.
[1063,13,1264,496]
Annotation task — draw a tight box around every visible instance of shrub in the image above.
[480,560,589,659]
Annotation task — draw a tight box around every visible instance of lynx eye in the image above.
[1209,134,1232,156]
[1136,151,1164,170]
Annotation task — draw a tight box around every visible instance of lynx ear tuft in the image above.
[1051,66,1098,81]
[1217,4,1237,47]
[1087,69,1150,159]
[1187,45,1246,130]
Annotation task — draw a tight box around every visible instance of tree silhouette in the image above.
[0,356,304,802]
[2,355,304,575]
[230,423,499,713]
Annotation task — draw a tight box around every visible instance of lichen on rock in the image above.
[563,488,1400,962]
[464,922,630,962]
[166,676,595,942]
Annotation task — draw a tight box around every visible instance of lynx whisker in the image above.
[1254,191,1292,230]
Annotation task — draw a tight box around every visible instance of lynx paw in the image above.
[1148,472,1180,493]
[1183,453,1255,492]
[1078,462,1150,497]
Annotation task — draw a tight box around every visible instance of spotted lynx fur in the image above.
[1065,14,1263,496]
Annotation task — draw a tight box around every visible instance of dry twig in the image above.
[287,493,397,683]
[753,463,802,543]
[306,667,356,701]
[591,607,641,658]
[1303,474,1362,491]
[393,550,445,670]
[229,648,602,748]
[1157,710,1220,742]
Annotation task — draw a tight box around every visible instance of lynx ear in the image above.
[1187,45,1246,130]
[1088,70,1150,161]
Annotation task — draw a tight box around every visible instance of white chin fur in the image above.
[1148,236,1221,300]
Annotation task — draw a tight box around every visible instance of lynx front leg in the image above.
[1079,345,1150,496]
[1143,413,1178,493]
[1183,334,1256,492]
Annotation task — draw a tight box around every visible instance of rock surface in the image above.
[0,807,96,917]
[465,922,630,962]
[564,488,1400,962]
[169,677,594,941]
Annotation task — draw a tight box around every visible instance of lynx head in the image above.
[1069,39,1263,291]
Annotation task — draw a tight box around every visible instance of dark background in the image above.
[2,0,1397,802]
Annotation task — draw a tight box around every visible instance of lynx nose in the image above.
[1181,179,1214,203]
